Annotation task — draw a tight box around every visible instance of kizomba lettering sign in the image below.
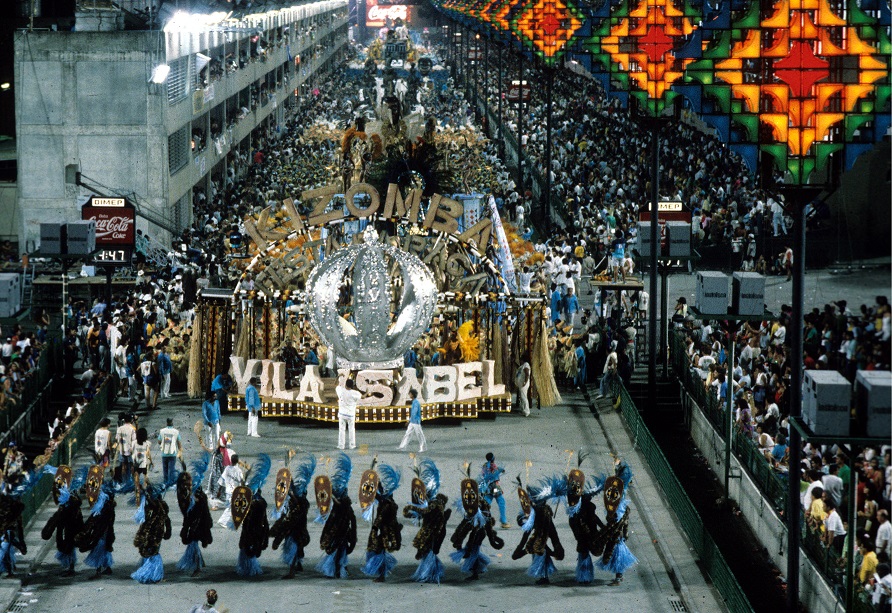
[239,182,504,297]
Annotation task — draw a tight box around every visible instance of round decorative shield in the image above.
[517,487,532,518]
[85,465,104,506]
[411,477,427,505]
[359,469,379,510]
[603,476,624,514]
[315,475,332,517]
[461,479,479,516]
[53,465,73,504]
[230,485,252,529]
[567,468,585,507]
[275,468,292,511]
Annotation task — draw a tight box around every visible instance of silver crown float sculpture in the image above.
[228,225,507,408]
[305,226,437,370]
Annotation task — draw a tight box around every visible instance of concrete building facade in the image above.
[14,1,348,251]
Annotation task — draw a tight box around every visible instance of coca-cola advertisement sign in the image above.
[82,197,135,246]
[366,1,412,27]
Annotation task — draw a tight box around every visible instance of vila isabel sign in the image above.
[82,196,136,246]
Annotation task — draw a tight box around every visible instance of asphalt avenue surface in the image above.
[3,388,726,613]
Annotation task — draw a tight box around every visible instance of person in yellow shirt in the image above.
[807,488,827,533]
[860,540,878,584]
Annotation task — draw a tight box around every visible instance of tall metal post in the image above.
[648,123,660,409]
[544,66,553,233]
[517,53,524,194]
[660,266,668,378]
[725,322,737,492]
[497,44,503,157]
[786,191,811,613]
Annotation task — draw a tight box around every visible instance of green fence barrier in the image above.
[670,332,789,512]
[615,384,755,613]
[668,331,877,612]
[21,379,116,529]
[0,339,60,435]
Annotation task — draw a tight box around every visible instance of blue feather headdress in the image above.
[191,452,211,494]
[586,473,607,495]
[533,474,569,504]
[10,469,43,499]
[247,454,272,494]
[330,452,352,498]
[378,463,401,497]
[57,466,90,506]
[292,454,316,497]
[418,458,441,498]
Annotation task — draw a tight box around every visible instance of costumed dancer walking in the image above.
[41,465,86,577]
[480,453,510,529]
[131,482,172,584]
[450,465,504,581]
[563,452,606,584]
[360,460,402,582]
[315,452,357,579]
[74,465,116,579]
[596,457,637,585]
[512,476,565,585]
[176,453,214,576]
[270,453,316,579]
[402,458,451,584]
[0,470,41,577]
[230,454,271,577]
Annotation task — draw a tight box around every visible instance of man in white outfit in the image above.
[515,356,531,417]
[336,379,362,450]
[216,453,244,525]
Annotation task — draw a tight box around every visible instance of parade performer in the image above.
[512,478,565,585]
[41,465,86,577]
[0,470,40,577]
[215,452,244,522]
[131,483,172,584]
[361,462,402,583]
[450,466,504,581]
[202,429,233,505]
[176,454,213,577]
[480,452,510,528]
[402,458,451,584]
[595,459,637,585]
[564,453,606,584]
[233,454,271,577]
[316,452,357,579]
[270,454,316,579]
[74,465,116,579]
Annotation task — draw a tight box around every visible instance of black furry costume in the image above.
[403,494,451,560]
[361,493,402,580]
[176,474,213,575]
[569,493,605,558]
[270,489,311,575]
[236,494,270,576]
[0,494,26,575]
[450,499,504,578]
[512,503,564,582]
[134,498,172,558]
[41,493,84,573]
[317,495,357,578]
[74,493,116,576]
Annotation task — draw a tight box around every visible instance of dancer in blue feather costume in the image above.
[176,456,213,577]
[361,463,402,583]
[41,467,88,577]
[596,457,638,585]
[450,472,504,581]
[131,485,172,584]
[271,454,315,579]
[403,459,451,584]
[74,487,116,579]
[317,453,356,579]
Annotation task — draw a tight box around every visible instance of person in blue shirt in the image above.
[211,371,231,413]
[157,345,173,399]
[245,376,261,438]
[573,340,587,390]
[481,453,510,528]
[202,390,221,447]
[403,347,418,370]
[303,345,319,367]
[398,389,426,452]
[564,287,580,329]
[550,283,563,325]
